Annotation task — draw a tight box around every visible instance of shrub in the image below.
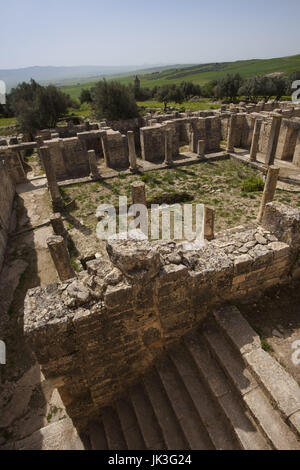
[91,80,139,120]
[241,176,264,193]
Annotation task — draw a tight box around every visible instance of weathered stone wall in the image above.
[39,122,99,140]
[24,204,300,427]
[46,138,90,180]
[276,118,300,162]
[77,130,104,159]
[140,116,221,162]
[102,130,129,170]
[0,147,28,184]
[0,160,15,272]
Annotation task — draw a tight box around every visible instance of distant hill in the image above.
[0,64,191,90]
[59,53,300,101]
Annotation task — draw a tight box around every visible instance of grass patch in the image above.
[241,176,264,193]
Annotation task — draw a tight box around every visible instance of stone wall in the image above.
[102,130,129,170]
[24,204,300,427]
[0,160,15,272]
[276,118,300,162]
[140,116,221,162]
[46,138,90,180]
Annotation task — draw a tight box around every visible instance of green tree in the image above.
[80,89,92,104]
[91,80,139,120]
[155,84,184,110]
[9,79,70,138]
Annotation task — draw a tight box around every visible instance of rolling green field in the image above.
[60,53,300,101]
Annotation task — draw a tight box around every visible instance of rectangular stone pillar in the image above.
[50,213,68,241]
[101,133,109,167]
[88,149,100,179]
[293,131,300,167]
[128,131,137,171]
[257,166,280,223]
[204,206,215,241]
[189,125,197,153]
[40,146,64,211]
[197,140,205,158]
[226,114,237,153]
[164,129,173,166]
[265,114,282,166]
[249,119,262,162]
[47,235,75,281]
[131,181,146,206]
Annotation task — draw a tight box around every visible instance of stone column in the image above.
[47,235,75,281]
[40,146,64,211]
[197,140,205,158]
[128,131,138,172]
[249,119,263,162]
[265,114,282,166]
[257,166,280,223]
[101,133,109,167]
[50,213,68,241]
[293,131,300,168]
[189,126,197,153]
[131,181,146,206]
[226,114,237,153]
[204,206,215,241]
[88,150,100,179]
[164,129,173,166]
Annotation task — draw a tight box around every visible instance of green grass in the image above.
[0,117,17,127]
[138,99,220,112]
[60,53,300,101]
[241,176,264,193]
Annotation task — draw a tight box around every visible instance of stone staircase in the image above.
[84,307,300,451]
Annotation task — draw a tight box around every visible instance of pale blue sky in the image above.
[1,0,300,69]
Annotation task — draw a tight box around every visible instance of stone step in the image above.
[169,342,239,450]
[116,398,146,450]
[202,324,300,450]
[244,348,300,422]
[100,406,127,450]
[212,305,300,441]
[243,387,300,450]
[88,420,108,450]
[202,322,258,396]
[155,355,214,450]
[143,369,189,450]
[213,305,261,356]
[129,383,166,450]
[185,330,270,450]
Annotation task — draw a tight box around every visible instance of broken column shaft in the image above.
[164,129,173,166]
[226,114,237,153]
[131,181,147,206]
[249,119,262,162]
[50,213,68,241]
[204,206,215,241]
[197,140,205,158]
[265,114,282,166]
[47,235,75,281]
[257,166,280,223]
[40,146,64,211]
[88,149,100,179]
[128,131,138,171]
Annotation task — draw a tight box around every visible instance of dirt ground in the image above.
[61,159,300,237]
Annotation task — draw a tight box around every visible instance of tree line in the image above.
[1,71,299,137]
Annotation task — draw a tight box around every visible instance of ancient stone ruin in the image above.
[1,100,300,450]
